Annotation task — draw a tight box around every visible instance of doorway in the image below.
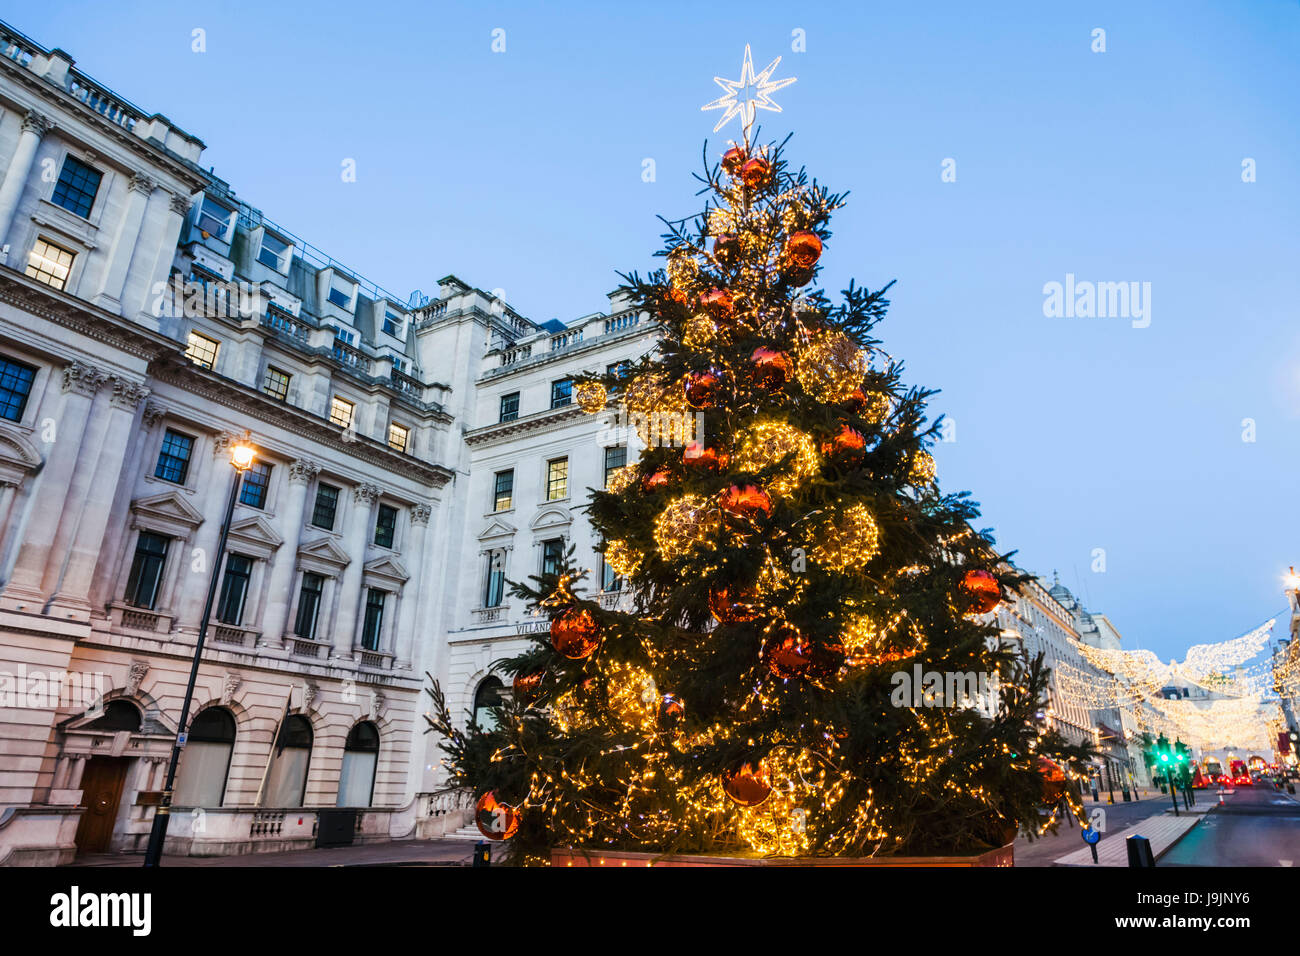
[74,757,129,854]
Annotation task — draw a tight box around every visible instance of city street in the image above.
[1161,784,1300,867]
[1014,789,1181,867]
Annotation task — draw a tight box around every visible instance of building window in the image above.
[606,360,631,381]
[484,551,506,607]
[603,445,627,488]
[374,504,398,548]
[0,356,37,423]
[216,553,253,625]
[329,396,354,429]
[499,392,519,422]
[382,312,403,337]
[124,532,170,609]
[601,557,621,593]
[257,232,290,271]
[550,378,572,408]
[541,538,565,578]
[332,326,356,347]
[195,197,232,240]
[261,366,291,402]
[25,238,75,290]
[264,715,312,807]
[154,429,195,484]
[492,470,514,512]
[173,707,236,808]
[327,277,354,309]
[294,572,325,639]
[546,457,568,501]
[51,155,102,218]
[387,422,409,453]
[311,484,340,530]
[473,677,505,731]
[184,331,220,370]
[361,588,387,651]
[239,461,273,508]
[337,721,379,808]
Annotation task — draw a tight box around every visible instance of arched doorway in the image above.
[263,715,313,807]
[174,707,236,807]
[337,721,379,807]
[73,701,143,854]
[473,677,505,731]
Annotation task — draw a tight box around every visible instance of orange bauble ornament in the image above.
[1039,757,1068,807]
[764,625,815,679]
[822,424,866,458]
[684,368,724,409]
[784,231,823,270]
[642,468,672,491]
[741,157,771,190]
[684,441,729,472]
[512,669,544,702]
[719,483,771,519]
[667,286,689,307]
[699,288,734,321]
[708,584,760,623]
[475,791,520,840]
[750,347,792,390]
[551,607,601,659]
[657,694,685,735]
[721,761,772,807]
[721,146,747,175]
[961,569,1002,615]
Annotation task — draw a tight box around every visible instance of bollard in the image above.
[1126,834,1156,867]
[473,841,491,867]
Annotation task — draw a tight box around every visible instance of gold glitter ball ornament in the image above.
[653,494,718,560]
[602,539,642,577]
[682,314,718,349]
[909,450,936,485]
[733,421,821,497]
[796,332,869,403]
[575,381,607,414]
[810,503,881,571]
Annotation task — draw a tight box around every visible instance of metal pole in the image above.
[142,467,242,867]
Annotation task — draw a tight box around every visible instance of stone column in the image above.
[91,173,155,312]
[330,483,379,659]
[128,191,191,324]
[175,433,236,632]
[47,378,150,618]
[0,111,50,249]
[0,362,105,608]
[258,459,318,647]
[393,503,431,668]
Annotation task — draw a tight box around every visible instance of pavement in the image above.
[72,838,477,867]
[1159,782,1300,867]
[1013,788,1178,867]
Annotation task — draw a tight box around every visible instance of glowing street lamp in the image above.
[143,435,256,866]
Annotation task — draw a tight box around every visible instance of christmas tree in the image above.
[427,64,1091,861]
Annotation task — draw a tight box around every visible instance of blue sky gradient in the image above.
[15,1,1299,660]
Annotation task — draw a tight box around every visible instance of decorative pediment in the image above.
[297,535,351,575]
[0,427,41,486]
[130,489,206,536]
[530,506,572,532]
[226,515,283,561]
[363,554,409,588]
[477,518,518,543]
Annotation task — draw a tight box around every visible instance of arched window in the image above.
[337,721,379,807]
[174,707,236,807]
[84,700,141,732]
[264,715,313,807]
[473,677,505,731]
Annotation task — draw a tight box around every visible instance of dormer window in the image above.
[382,310,404,337]
[327,274,356,310]
[257,232,291,272]
[195,198,233,242]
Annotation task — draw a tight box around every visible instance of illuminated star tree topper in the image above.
[701,43,796,144]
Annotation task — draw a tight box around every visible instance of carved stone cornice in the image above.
[288,459,321,484]
[22,110,52,136]
[62,360,107,397]
[168,193,191,217]
[128,172,156,195]
[141,401,167,427]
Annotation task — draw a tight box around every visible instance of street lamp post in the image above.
[142,437,256,867]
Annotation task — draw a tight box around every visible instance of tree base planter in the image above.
[551,844,1014,867]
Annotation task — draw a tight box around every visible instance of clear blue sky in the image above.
[17,1,1299,661]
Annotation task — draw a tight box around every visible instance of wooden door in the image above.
[74,757,128,854]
